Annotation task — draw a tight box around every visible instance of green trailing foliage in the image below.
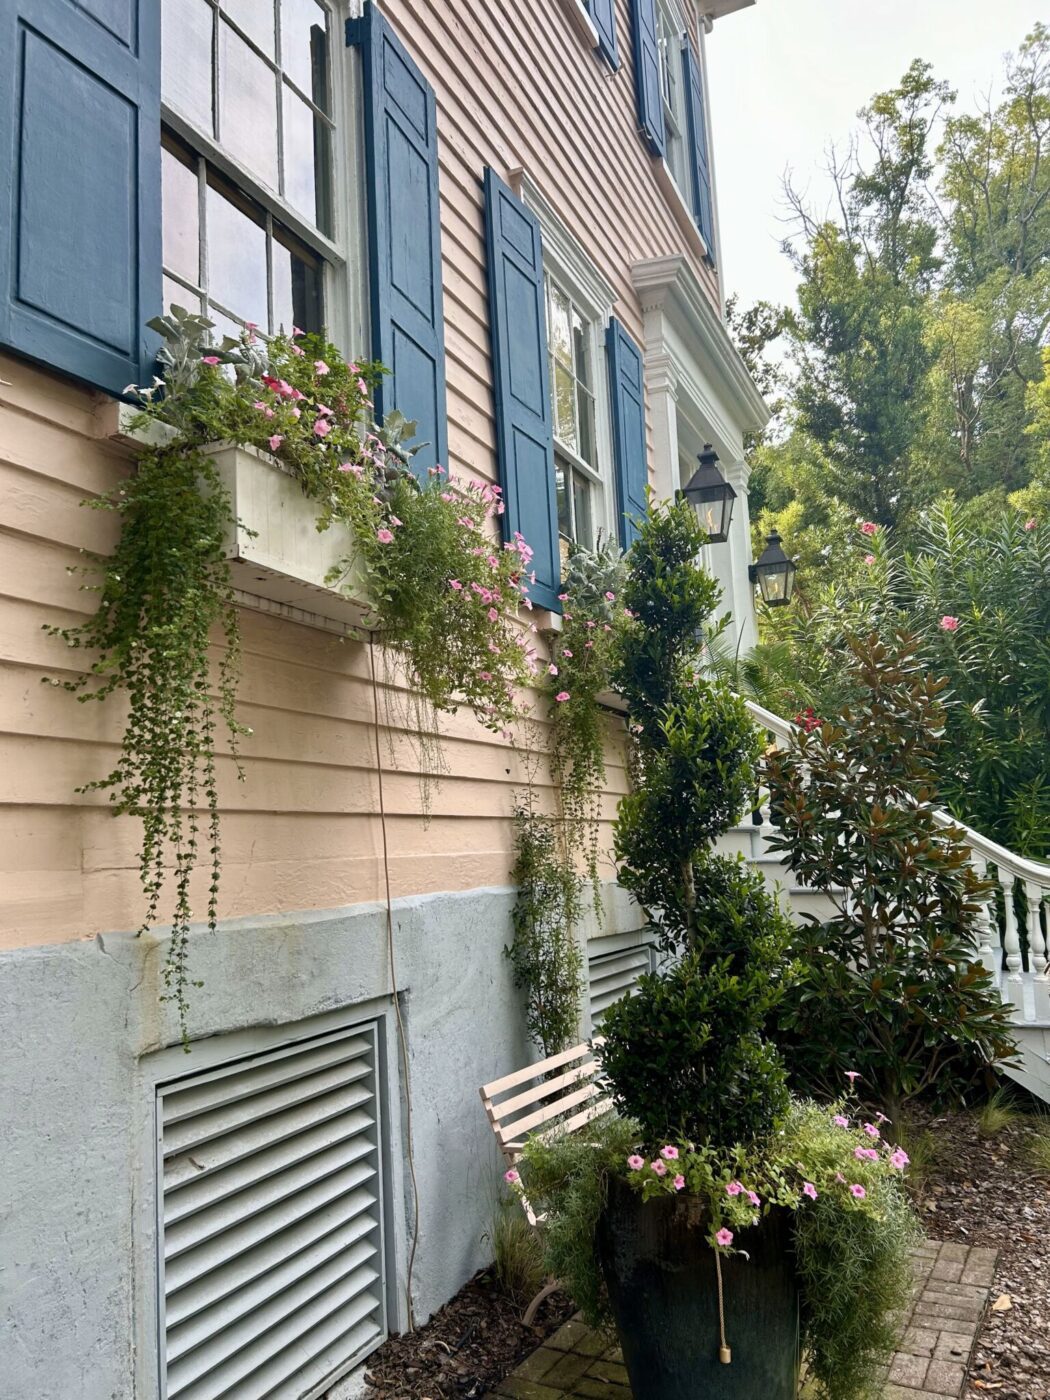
[766,630,1018,1119]
[506,799,585,1058]
[47,305,537,1040]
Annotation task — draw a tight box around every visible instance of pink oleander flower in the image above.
[627,1154,645,1171]
[802,1181,818,1200]
[860,521,877,536]
[660,1145,679,1160]
[833,1115,849,1128]
[313,418,331,437]
[715,1228,734,1248]
[673,1174,685,1192]
[651,1160,668,1177]
[747,1190,761,1207]
[548,664,558,676]
[504,1168,519,1184]
[939,615,960,632]
[268,434,284,451]
[201,355,220,365]
[849,1184,867,1199]
[1024,518,1037,530]
[864,553,876,566]
[376,528,394,544]
[314,359,330,375]
[555,691,570,703]
[725,1181,743,1197]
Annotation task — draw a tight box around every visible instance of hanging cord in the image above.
[715,1248,732,1364]
[369,639,420,1332]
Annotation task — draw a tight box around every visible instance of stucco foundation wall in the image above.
[0,881,642,1400]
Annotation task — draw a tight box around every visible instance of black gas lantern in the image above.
[749,529,797,607]
[679,444,736,544]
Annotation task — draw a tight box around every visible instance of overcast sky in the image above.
[705,0,1047,313]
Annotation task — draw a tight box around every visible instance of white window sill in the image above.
[557,0,602,56]
[652,161,713,267]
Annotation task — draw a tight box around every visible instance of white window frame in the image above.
[517,173,617,554]
[655,0,691,205]
[159,0,368,356]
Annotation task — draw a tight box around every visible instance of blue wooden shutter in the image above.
[483,168,561,614]
[0,0,161,395]
[630,0,665,156]
[683,36,715,257]
[347,2,448,477]
[606,319,649,548]
[586,0,619,68]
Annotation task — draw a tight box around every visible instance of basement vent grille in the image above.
[157,1022,386,1400]
[588,944,653,1023]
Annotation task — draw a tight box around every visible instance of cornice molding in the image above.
[630,254,769,433]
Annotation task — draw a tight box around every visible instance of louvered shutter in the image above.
[629,0,665,156]
[347,2,448,477]
[683,36,715,256]
[483,168,561,613]
[589,945,653,1022]
[606,318,649,548]
[586,0,619,68]
[158,1024,386,1400]
[0,0,161,395]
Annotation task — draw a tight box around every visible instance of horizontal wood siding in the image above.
[0,0,721,949]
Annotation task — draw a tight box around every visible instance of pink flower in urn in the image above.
[548,664,559,676]
[660,1145,679,1161]
[860,521,878,536]
[747,1190,761,1207]
[939,615,960,632]
[504,1168,520,1184]
[201,355,221,365]
[376,528,394,544]
[890,1150,909,1170]
[292,325,305,337]
[555,691,570,703]
[725,1180,743,1197]
[313,418,331,437]
[487,608,499,622]
[715,1228,734,1248]
[605,591,616,601]
[651,1160,668,1177]
[268,434,284,451]
[863,1123,880,1139]
[673,1174,686,1192]
[849,1184,867,1199]
[448,579,463,590]
[627,1155,645,1171]
[314,359,330,375]
[833,1115,849,1128]
[802,1182,818,1200]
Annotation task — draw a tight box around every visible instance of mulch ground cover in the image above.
[358,1271,573,1399]
[909,1103,1050,1399]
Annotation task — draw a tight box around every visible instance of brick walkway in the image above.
[485,1240,997,1400]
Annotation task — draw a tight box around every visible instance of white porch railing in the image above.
[743,700,1050,1033]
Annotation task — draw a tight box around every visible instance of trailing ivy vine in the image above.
[48,305,538,1041]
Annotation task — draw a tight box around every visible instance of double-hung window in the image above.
[655,0,689,200]
[160,0,350,342]
[545,273,607,560]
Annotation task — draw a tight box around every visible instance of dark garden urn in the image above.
[596,1178,800,1400]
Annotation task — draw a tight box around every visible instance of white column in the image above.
[723,459,757,656]
[643,349,680,508]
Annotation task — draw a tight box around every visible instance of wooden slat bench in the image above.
[479,1039,612,1323]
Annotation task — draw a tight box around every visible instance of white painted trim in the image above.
[556,0,603,52]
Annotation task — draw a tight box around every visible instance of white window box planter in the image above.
[199,443,372,629]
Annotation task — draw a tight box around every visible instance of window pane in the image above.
[555,458,572,540]
[281,0,330,110]
[164,276,202,319]
[553,361,577,454]
[218,21,279,191]
[571,307,590,386]
[206,182,268,328]
[272,228,323,334]
[548,284,573,368]
[577,384,597,468]
[162,146,200,285]
[162,0,213,131]
[572,471,595,549]
[283,87,332,234]
[222,0,276,57]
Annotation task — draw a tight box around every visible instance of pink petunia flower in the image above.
[651,1160,667,1177]
[802,1181,818,1200]
[747,1190,761,1207]
[833,1115,849,1128]
[845,1071,861,1085]
[389,516,403,527]
[660,1145,679,1161]
[292,325,305,337]
[504,1169,520,1184]
[268,434,284,451]
[673,1174,685,1192]
[715,1228,734,1248]
[889,1150,909,1170]
[548,664,558,676]
[849,1184,867,1199]
[314,359,330,375]
[562,648,573,658]
[487,607,499,622]
[201,355,220,365]
[449,579,463,590]
[557,592,569,602]
[605,591,616,601]
[863,1122,879,1138]
[627,1155,645,1171]
[860,521,878,536]
[939,615,960,632]
[555,691,570,703]
[313,418,330,437]
[725,1181,743,1197]
[376,528,394,544]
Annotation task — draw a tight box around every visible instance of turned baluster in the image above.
[1025,881,1050,1022]
[971,858,999,980]
[1000,873,1024,1011]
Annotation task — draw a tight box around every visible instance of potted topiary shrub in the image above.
[516,504,920,1400]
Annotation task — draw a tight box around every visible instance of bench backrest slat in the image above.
[479,1040,611,1174]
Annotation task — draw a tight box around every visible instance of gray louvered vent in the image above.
[589,945,653,1023]
[158,1023,386,1400]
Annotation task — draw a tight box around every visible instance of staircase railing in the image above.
[743,699,1050,1029]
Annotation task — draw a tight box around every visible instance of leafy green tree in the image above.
[766,632,1017,1122]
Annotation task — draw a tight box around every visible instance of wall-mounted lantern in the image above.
[679,444,736,544]
[749,529,797,607]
